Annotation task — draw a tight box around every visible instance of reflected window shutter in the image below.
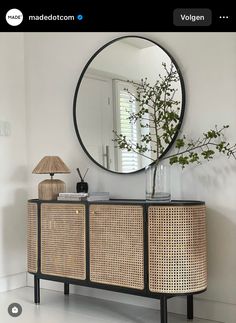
[119,87,139,172]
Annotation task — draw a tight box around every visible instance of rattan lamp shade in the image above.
[32,156,70,200]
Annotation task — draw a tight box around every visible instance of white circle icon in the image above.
[8,303,22,317]
[12,306,18,314]
[6,9,23,26]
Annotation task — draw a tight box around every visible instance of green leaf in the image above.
[175,138,185,149]
[179,156,189,166]
[201,150,215,159]
[216,141,226,152]
[189,152,199,163]
[169,156,178,165]
[205,130,218,139]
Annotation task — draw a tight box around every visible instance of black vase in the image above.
[76,181,88,193]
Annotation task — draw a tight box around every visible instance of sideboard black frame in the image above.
[29,199,206,323]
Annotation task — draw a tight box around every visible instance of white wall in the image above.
[89,39,171,83]
[1,32,236,322]
[0,33,27,291]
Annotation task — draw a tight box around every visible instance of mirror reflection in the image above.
[74,37,185,173]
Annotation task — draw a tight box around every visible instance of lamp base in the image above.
[38,179,65,200]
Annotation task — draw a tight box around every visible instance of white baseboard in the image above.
[26,273,236,322]
[0,272,27,292]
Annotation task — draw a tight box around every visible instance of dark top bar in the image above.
[29,199,205,206]
[1,4,235,32]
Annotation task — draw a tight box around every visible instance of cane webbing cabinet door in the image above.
[148,205,207,294]
[89,204,144,290]
[41,203,86,280]
[27,202,38,273]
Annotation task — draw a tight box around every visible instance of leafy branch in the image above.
[165,125,236,167]
[113,62,181,161]
[113,62,236,198]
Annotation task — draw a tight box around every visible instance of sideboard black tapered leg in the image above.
[160,295,168,323]
[187,295,193,320]
[34,276,40,304]
[64,283,69,295]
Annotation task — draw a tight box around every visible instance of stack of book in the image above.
[87,192,110,201]
[57,192,88,201]
[57,192,110,201]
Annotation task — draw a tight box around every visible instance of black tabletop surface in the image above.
[29,199,205,206]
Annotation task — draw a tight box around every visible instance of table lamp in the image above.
[32,156,70,200]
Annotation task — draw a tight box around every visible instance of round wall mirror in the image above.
[73,36,185,174]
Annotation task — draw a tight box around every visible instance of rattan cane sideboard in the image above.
[27,199,207,323]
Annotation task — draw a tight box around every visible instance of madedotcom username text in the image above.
[29,14,74,21]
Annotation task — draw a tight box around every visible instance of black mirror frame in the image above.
[73,35,186,175]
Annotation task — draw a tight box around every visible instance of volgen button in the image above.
[173,8,212,26]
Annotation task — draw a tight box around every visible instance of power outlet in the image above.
[0,121,11,136]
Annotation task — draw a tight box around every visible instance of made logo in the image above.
[6,9,23,26]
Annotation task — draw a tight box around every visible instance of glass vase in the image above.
[145,160,171,201]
